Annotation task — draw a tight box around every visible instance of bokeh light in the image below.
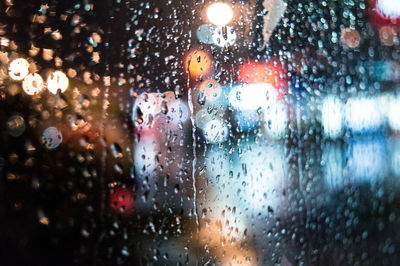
[110,187,134,214]
[346,137,386,183]
[321,95,344,138]
[212,26,237,47]
[237,60,287,95]
[206,2,233,26]
[344,96,383,133]
[229,83,278,111]
[42,126,63,149]
[6,115,25,137]
[47,71,69,94]
[183,49,214,80]
[202,119,229,144]
[340,28,361,48]
[196,24,215,44]
[8,58,29,81]
[376,0,400,20]
[22,73,44,95]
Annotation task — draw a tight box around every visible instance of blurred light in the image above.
[234,110,259,131]
[133,92,160,127]
[372,0,400,26]
[110,187,134,214]
[183,49,213,80]
[340,28,361,48]
[388,96,400,131]
[198,79,222,103]
[6,115,25,137]
[373,61,400,81]
[322,142,344,191]
[195,105,224,130]
[196,24,215,44]
[163,91,189,125]
[390,139,400,176]
[237,61,287,93]
[134,137,158,178]
[133,91,188,136]
[212,26,237,47]
[321,95,344,138]
[22,73,43,95]
[205,147,231,178]
[346,137,386,183]
[206,2,233,26]
[42,126,63,149]
[376,0,400,20]
[202,118,229,144]
[237,144,286,212]
[228,83,277,111]
[9,58,29,81]
[264,101,288,139]
[379,26,397,46]
[47,71,69,94]
[344,96,383,133]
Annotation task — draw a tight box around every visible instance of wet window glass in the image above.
[2,0,400,265]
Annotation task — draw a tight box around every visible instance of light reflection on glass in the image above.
[212,26,237,47]
[8,58,29,81]
[22,73,44,95]
[206,2,233,26]
[47,71,69,94]
[344,96,383,133]
[321,95,344,139]
[376,0,400,20]
[322,142,344,191]
[346,137,386,184]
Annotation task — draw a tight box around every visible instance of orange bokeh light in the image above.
[183,49,214,81]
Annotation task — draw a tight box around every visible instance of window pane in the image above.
[2,0,400,265]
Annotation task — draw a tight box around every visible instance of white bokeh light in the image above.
[387,96,400,131]
[321,95,344,138]
[22,73,44,95]
[206,2,233,26]
[344,96,383,133]
[229,83,277,111]
[376,0,400,19]
[202,119,229,144]
[9,58,29,81]
[47,71,69,94]
[212,26,237,47]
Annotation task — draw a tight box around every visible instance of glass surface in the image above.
[2,0,400,265]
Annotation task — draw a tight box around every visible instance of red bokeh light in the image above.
[237,60,288,98]
[110,187,134,214]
